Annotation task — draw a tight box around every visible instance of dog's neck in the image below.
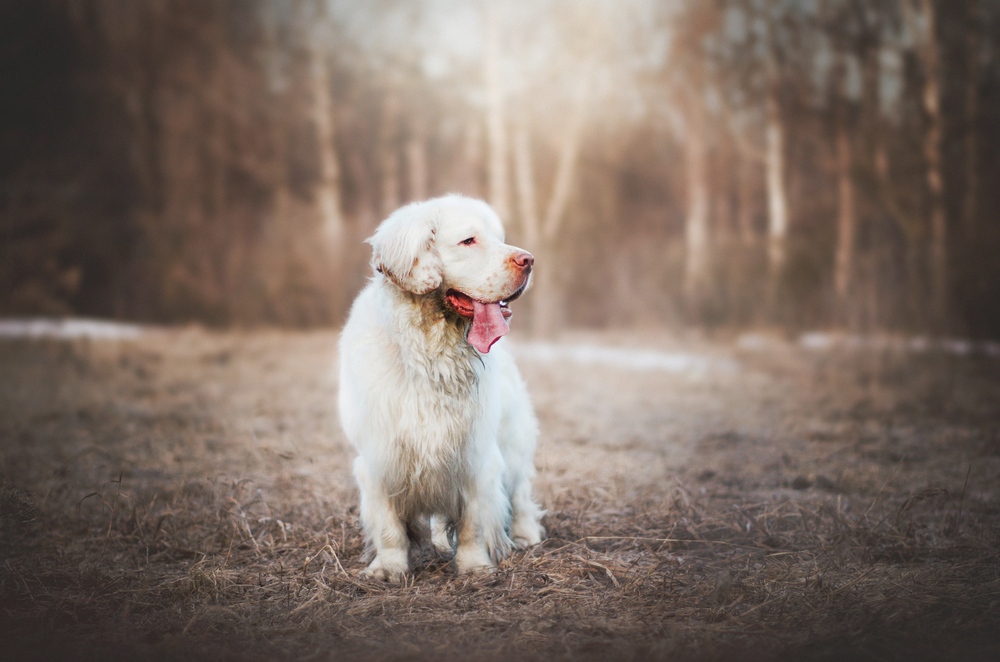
[380,277,477,367]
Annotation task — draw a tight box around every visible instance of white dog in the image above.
[338,194,545,583]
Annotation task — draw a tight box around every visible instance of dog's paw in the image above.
[510,519,545,548]
[455,546,496,575]
[430,516,454,554]
[359,557,408,584]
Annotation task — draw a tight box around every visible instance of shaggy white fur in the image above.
[338,195,545,583]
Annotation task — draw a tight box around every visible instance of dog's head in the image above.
[367,195,533,352]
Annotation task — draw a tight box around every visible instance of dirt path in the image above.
[1,328,998,661]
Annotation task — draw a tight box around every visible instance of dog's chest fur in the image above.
[382,284,484,513]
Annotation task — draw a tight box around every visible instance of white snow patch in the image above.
[0,318,144,340]
[512,342,739,375]
[736,333,789,352]
[794,332,995,356]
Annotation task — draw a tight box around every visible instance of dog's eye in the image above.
[460,237,476,246]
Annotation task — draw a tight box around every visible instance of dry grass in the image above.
[1,329,999,661]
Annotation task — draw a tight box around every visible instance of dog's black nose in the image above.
[511,251,534,270]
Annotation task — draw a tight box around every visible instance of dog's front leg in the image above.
[353,458,409,584]
[454,451,512,575]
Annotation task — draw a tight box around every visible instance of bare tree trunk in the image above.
[913,0,948,326]
[405,117,428,202]
[764,61,789,315]
[540,95,585,246]
[309,37,344,245]
[834,117,857,316]
[484,3,510,222]
[874,117,926,327]
[682,110,710,309]
[512,119,550,336]
[512,120,553,336]
[511,86,587,337]
[963,0,980,237]
[513,121,539,247]
[712,143,735,245]
[833,56,857,324]
[859,11,885,330]
[736,158,756,247]
[535,92,587,337]
[457,119,483,197]
[381,89,401,217]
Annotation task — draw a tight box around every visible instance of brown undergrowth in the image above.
[1,330,999,661]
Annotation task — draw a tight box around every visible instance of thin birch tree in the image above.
[306,3,345,247]
[904,0,948,326]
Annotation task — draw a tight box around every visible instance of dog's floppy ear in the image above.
[366,201,443,295]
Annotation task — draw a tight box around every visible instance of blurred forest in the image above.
[2,0,999,336]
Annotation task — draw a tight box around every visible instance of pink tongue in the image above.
[467,301,510,353]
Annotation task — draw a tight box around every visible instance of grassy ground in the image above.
[1,328,998,661]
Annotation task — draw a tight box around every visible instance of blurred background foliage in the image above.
[1,0,998,336]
